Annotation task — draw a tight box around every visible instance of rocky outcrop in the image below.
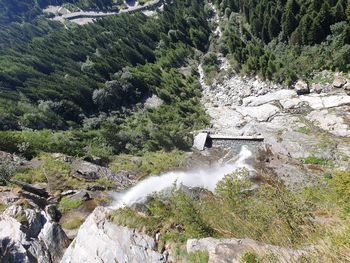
[0,188,70,263]
[332,76,347,88]
[200,61,350,184]
[144,94,164,110]
[60,207,166,263]
[187,237,307,263]
[294,80,309,95]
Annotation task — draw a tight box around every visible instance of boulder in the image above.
[73,161,113,181]
[280,98,302,110]
[14,181,49,198]
[242,90,296,107]
[60,207,166,263]
[187,237,307,263]
[235,104,280,122]
[333,76,347,88]
[294,80,309,95]
[68,190,91,201]
[311,83,323,94]
[0,204,70,263]
[344,82,350,95]
[144,94,164,110]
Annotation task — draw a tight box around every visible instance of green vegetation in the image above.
[110,150,186,176]
[0,0,210,157]
[110,169,350,261]
[58,197,84,213]
[302,156,330,166]
[13,154,83,191]
[296,126,311,135]
[214,0,350,84]
[0,203,7,213]
[62,215,85,229]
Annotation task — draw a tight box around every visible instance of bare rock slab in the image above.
[60,207,165,263]
[187,237,307,263]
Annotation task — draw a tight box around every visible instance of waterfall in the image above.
[111,146,253,208]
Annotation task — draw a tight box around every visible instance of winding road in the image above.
[50,0,163,25]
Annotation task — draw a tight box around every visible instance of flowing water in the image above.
[111,146,253,209]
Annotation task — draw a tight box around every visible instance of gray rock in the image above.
[60,207,165,263]
[0,190,20,205]
[144,94,164,110]
[73,161,113,181]
[187,237,307,263]
[280,98,302,110]
[68,190,91,201]
[333,76,347,88]
[236,104,280,122]
[311,83,323,94]
[242,90,296,107]
[14,181,49,198]
[299,94,350,110]
[294,80,309,95]
[344,82,350,95]
[0,204,70,263]
[306,109,350,137]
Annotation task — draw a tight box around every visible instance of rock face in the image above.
[0,190,70,263]
[199,61,350,185]
[187,237,307,263]
[61,207,166,263]
[236,104,280,122]
[306,109,350,137]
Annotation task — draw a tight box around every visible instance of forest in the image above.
[0,0,210,156]
[0,0,349,157]
[213,0,350,83]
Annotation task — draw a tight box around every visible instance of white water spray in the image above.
[110,146,253,209]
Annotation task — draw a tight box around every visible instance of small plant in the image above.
[302,156,329,166]
[240,251,260,263]
[296,127,311,134]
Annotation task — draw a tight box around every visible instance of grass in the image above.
[302,156,330,166]
[58,197,84,214]
[12,154,87,191]
[62,215,85,230]
[0,202,6,213]
[110,169,350,262]
[296,126,312,135]
[110,150,185,177]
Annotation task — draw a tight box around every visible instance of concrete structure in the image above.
[193,132,264,151]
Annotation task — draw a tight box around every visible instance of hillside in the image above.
[0,0,349,262]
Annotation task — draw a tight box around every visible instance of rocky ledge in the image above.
[61,206,166,263]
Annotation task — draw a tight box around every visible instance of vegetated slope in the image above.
[0,0,114,24]
[0,0,210,156]
[212,0,350,83]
